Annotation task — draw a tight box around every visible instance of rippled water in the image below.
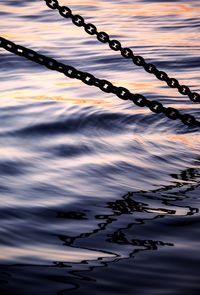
[0,0,200,294]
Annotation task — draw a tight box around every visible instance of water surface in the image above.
[0,0,200,294]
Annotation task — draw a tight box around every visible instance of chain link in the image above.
[44,0,200,104]
[1,37,199,128]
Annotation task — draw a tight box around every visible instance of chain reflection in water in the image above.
[0,159,199,294]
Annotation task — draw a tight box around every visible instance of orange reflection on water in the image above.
[0,0,199,105]
[167,133,200,153]
[0,245,113,263]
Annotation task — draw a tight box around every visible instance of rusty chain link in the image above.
[0,37,199,127]
[44,0,200,104]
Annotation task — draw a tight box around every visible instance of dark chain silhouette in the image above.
[0,37,199,127]
[44,0,200,104]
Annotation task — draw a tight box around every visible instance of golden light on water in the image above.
[0,0,200,282]
[0,245,113,263]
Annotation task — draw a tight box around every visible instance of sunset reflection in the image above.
[0,1,200,294]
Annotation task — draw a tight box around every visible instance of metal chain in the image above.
[44,0,200,104]
[0,37,199,128]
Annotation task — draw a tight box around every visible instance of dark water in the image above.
[0,0,200,294]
